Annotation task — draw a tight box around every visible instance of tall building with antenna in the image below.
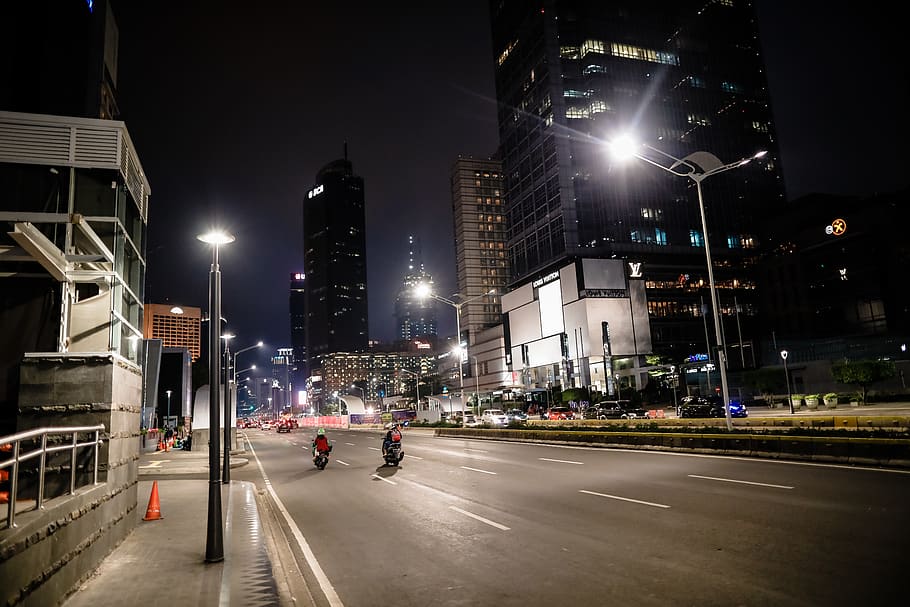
[394,236,437,343]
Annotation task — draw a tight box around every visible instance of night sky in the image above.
[111,1,907,371]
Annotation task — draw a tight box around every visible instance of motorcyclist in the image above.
[312,427,331,463]
[381,422,402,458]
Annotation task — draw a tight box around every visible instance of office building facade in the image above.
[143,303,202,361]
[489,0,786,364]
[395,236,438,342]
[302,154,369,404]
[451,156,509,346]
[289,271,306,388]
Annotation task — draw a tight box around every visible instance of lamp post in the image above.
[611,137,765,431]
[224,341,262,483]
[165,389,172,431]
[669,366,678,409]
[415,284,496,426]
[781,350,793,414]
[197,229,234,563]
[399,368,420,409]
[614,374,621,400]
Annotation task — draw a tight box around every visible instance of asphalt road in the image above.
[235,428,909,607]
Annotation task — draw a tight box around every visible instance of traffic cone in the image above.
[0,492,8,504]
[142,481,162,521]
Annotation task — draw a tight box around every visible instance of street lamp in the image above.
[781,350,794,414]
[197,229,234,563]
[350,384,367,407]
[224,340,262,483]
[415,284,496,426]
[399,368,420,409]
[669,366,678,409]
[611,136,766,431]
[165,389,173,430]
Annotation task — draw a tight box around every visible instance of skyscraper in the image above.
[143,304,202,361]
[451,156,509,346]
[489,0,786,362]
[394,236,437,343]
[289,271,306,388]
[302,152,369,390]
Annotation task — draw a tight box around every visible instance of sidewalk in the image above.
[61,443,306,607]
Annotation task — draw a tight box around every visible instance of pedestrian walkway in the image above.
[61,444,299,607]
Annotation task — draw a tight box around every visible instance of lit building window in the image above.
[690,230,704,247]
[611,42,679,66]
[581,39,605,56]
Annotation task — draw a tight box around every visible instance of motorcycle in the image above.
[313,444,332,470]
[383,441,404,466]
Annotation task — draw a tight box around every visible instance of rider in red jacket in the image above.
[312,428,331,462]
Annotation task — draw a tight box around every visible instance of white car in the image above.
[260,420,272,430]
[481,409,509,426]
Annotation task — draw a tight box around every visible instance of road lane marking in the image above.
[461,466,497,475]
[464,448,488,453]
[139,460,166,468]
[688,474,794,489]
[345,442,356,446]
[404,454,424,460]
[336,460,350,466]
[245,438,344,607]
[449,506,510,531]
[539,457,584,465]
[371,474,397,485]
[368,447,381,451]
[579,490,671,509]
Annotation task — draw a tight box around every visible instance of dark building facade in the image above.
[302,155,369,396]
[758,189,910,363]
[489,0,786,364]
[289,271,306,388]
[2,0,120,120]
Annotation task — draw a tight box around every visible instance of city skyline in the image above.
[109,1,907,371]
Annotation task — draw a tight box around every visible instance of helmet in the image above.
[384,422,393,430]
[317,428,325,436]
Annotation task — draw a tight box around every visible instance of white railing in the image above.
[0,425,105,529]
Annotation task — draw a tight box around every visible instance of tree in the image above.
[830,359,896,404]
[560,387,589,404]
[743,367,785,402]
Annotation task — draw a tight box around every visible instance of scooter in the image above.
[383,442,404,466]
[313,444,332,470]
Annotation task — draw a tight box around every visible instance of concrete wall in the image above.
[0,354,140,606]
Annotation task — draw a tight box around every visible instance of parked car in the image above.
[506,409,528,422]
[677,396,748,418]
[547,406,575,420]
[481,409,510,426]
[584,400,647,420]
[463,414,480,427]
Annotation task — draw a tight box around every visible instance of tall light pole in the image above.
[669,366,678,409]
[165,389,172,430]
[781,349,793,414]
[415,284,496,427]
[399,368,420,409]
[224,340,262,483]
[350,384,367,411]
[197,229,234,563]
[611,137,766,431]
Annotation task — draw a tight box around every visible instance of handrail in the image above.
[1,425,105,529]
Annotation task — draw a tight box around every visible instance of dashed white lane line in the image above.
[464,448,488,453]
[404,454,424,460]
[539,457,584,465]
[345,442,356,446]
[688,474,794,489]
[449,506,510,531]
[371,474,397,485]
[461,466,497,475]
[579,489,671,509]
[368,447,381,451]
[335,460,350,466]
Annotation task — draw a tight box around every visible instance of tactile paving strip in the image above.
[227,482,280,606]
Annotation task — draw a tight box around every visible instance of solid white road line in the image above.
[464,448,488,453]
[245,438,344,607]
[448,506,510,531]
[461,466,497,475]
[539,457,584,465]
[335,460,350,466]
[371,474,397,485]
[579,489,671,509]
[688,474,794,489]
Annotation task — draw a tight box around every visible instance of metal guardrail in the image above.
[0,425,105,529]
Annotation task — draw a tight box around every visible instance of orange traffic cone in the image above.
[0,492,8,504]
[142,481,162,521]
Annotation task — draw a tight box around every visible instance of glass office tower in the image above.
[489,0,786,363]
